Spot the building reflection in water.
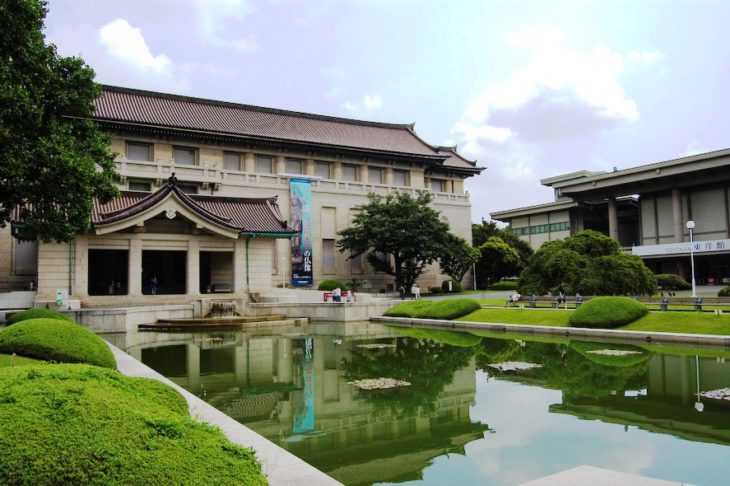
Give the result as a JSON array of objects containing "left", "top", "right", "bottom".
[{"left": 122, "top": 322, "right": 490, "bottom": 485}]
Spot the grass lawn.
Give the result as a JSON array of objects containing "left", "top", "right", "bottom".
[
  {"left": 623, "top": 312, "right": 730, "bottom": 335},
  {"left": 457, "top": 308, "right": 571, "bottom": 327}
]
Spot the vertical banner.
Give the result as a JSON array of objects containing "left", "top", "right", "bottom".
[{"left": 290, "top": 178, "right": 313, "bottom": 286}]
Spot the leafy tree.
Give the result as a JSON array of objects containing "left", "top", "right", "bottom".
[
  {"left": 472, "top": 219, "right": 533, "bottom": 265},
  {"left": 337, "top": 191, "right": 452, "bottom": 289},
  {"left": 439, "top": 234, "right": 480, "bottom": 282},
  {"left": 475, "top": 236, "right": 522, "bottom": 288},
  {"left": 0, "top": 0, "right": 117, "bottom": 242},
  {"left": 518, "top": 230, "right": 656, "bottom": 296}
]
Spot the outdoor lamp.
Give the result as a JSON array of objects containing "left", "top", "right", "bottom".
[{"left": 686, "top": 220, "right": 696, "bottom": 298}]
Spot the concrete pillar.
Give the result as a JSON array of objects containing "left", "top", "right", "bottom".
[
  {"left": 672, "top": 188, "right": 684, "bottom": 242},
  {"left": 305, "top": 159, "right": 315, "bottom": 176},
  {"left": 129, "top": 239, "right": 142, "bottom": 296},
  {"left": 608, "top": 198, "right": 619, "bottom": 242},
  {"left": 385, "top": 167, "right": 394, "bottom": 186},
  {"left": 233, "top": 238, "right": 246, "bottom": 293},
  {"left": 74, "top": 237, "right": 88, "bottom": 297},
  {"left": 359, "top": 164, "right": 369, "bottom": 183},
  {"left": 187, "top": 239, "right": 199, "bottom": 295},
  {"left": 244, "top": 152, "right": 255, "bottom": 173},
  {"left": 187, "top": 343, "right": 201, "bottom": 390},
  {"left": 333, "top": 162, "right": 343, "bottom": 180},
  {"left": 275, "top": 155, "right": 286, "bottom": 174}
]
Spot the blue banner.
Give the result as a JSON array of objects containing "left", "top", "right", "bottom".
[{"left": 290, "top": 178, "right": 313, "bottom": 286}]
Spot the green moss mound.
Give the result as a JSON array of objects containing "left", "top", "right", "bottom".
[
  {"left": 7, "top": 308, "right": 74, "bottom": 325},
  {"left": 384, "top": 298, "right": 480, "bottom": 320},
  {"left": 389, "top": 326, "right": 483, "bottom": 347},
  {"left": 570, "top": 341, "right": 652, "bottom": 367},
  {"left": 0, "top": 364, "right": 266, "bottom": 485},
  {"left": 569, "top": 296, "right": 648, "bottom": 329},
  {"left": 0, "top": 319, "right": 116, "bottom": 369},
  {"left": 317, "top": 279, "right": 346, "bottom": 291}
]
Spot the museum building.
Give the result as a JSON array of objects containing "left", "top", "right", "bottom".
[
  {"left": 491, "top": 149, "right": 730, "bottom": 285},
  {"left": 0, "top": 86, "right": 482, "bottom": 308}
]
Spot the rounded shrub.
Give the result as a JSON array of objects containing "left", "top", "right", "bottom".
[
  {"left": 7, "top": 308, "right": 74, "bottom": 325},
  {"left": 441, "top": 280, "right": 463, "bottom": 293},
  {"left": 0, "top": 364, "right": 266, "bottom": 485},
  {"left": 384, "top": 298, "right": 480, "bottom": 320},
  {"left": 488, "top": 280, "right": 519, "bottom": 291},
  {"left": 0, "top": 318, "right": 116, "bottom": 369},
  {"left": 569, "top": 296, "right": 648, "bottom": 329},
  {"left": 429, "top": 286, "right": 443, "bottom": 294},
  {"left": 317, "top": 279, "right": 346, "bottom": 291},
  {"left": 718, "top": 286, "right": 730, "bottom": 297},
  {"left": 655, "top": 274, "right": 691, "bottom": 291}
]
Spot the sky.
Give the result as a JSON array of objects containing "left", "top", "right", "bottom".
[{"left": 44, "top": 0, "right": 730, "bottom": 223}]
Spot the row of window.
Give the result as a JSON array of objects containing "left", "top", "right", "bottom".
[
  {"left": 512, "top": 221, "right": 570, "bottom": 235},
  {"left": 126, "top": 141, "right": 418, "bottom": 186}
]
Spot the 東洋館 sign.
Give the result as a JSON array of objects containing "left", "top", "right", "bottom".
[{"left": 632, "top": 238, "right": 730, "bottom": 257}]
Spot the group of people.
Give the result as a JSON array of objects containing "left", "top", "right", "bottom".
[
  {"left": 398, "top": 284, "right": 421, "bottom": 300},
  {"left": 509, "top": 282, "right": 568, "bottom": 306},
  {"left": 331, "top": 287, "right": 354, "bottom": 303}
]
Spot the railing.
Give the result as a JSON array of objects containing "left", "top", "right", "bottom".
[{"left": 114, "top": 158, "right": 471, "bottom": 203}]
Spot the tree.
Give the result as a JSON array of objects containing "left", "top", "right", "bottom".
[
  {"left": 0, "top": 0, "right": 117, "bottom": 242},
  {"left": 475, "top": 236, "right": 522, "bottom": 288},
  {"left": 337, "top": 191, "right": 452, "bottom": 290},
  {"left": 472, "top": 219, "right": 533, "bottom": 266},
  {"left": 518, "top": 230, "right": 656, "bottom": 296},
  {"left": 439, "top": 234, "right": 480, "bottom": 283}
]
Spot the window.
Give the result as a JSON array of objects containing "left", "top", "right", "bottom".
[
  {"left": 179, "top": 184, "right": 198, "bottom": 194},
  {"left": 315, "top": 161, "right": 331, "bottom": 179},
  {"left": 549, "top": 222, "right": 570, "bottom": 232},
  {"left": 286, "top": 158, "right": 303, "bottom": 174},
  {"left": 431, "top": 179, "right": 447, "bottom": 192},
  {"left": 323, "top": 239, "right": 336, "bottom": 274},
  {"left": 128, "top": 180, "right": 151, "bottom": 192},
  {"left": 393, "top": 169, "right": 409, "bottom": 187},
  {"left": 368, "top": 167, "right": 383, "bottom": 184},
  {"left": 126, "top": 142, "right": 152, "bottom": 161},
  {"left": 173, "top": 146, "right": 196, "bottom": 166},
  {"left": 224, "top": 152, "right": 242, "bottom": 171},
  {"left": 512, "top": 227, "right": 530, "bottom": 236},
  {"left": 256, "top": 155, "right": 273, "bottom": 174},
  {"left": 342, "top": 164, "right": 359, "bottom": 182}
]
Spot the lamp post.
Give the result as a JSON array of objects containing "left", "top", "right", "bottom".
[
  {"left": 694, "top": 355, "right": 704, "bottom": 412},
  {"left": 686, "top": 220, "right": 696, "bottom": 298}
]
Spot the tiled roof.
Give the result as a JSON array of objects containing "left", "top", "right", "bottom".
[
  {"left": 92, "top": 176, "right": 296, "bottom": 236},
  {"left": 433, "top": 146, "right": 481, "bottom": 171},
  {"left": 94, "top": 86, "right": 444, "bottom": 159}
]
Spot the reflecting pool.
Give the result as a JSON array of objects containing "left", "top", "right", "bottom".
[{"left": 110, "top": 322, "right": 730, "bottom": 485}]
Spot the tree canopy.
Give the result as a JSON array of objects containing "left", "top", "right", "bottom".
[
  {"left": 0, "top": 0, "right": 117, "bottom": 242},
  {"left": 439, "top": 233, "right": 479, "bottom": 283},
  {"left": 472, "top": 220, "right": 532, "bottom": 288},
  {"left": 518, "top": 230, "right": 656, "bottom": 296},
  {"left": 337, "top": 191, "right": 453, "bottom": 289}
]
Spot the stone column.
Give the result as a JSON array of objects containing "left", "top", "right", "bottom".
[
  {"left": 244, "top": 152, "right": 255, "bottom": 173},
  {"left": 333, "top": 162, "right": 343, "bottom": 180},
  {"left": 672, "top": 188, "right": 684, "bottom": 242},
  {"left": 385, "top": 167, "right": 394, "bottom": 186},
  {"left": 74, "top": 236, "right": 88, "bottom": 297},
  {"left": 187, "top": 239, "right": 200, "bottom": 296},
  {"left": 233, "top": 238, "right": 246, "bottom": 293},
  {"left": 305, "top": 158, "right": 315, "bottom": 176},
  {"left": 128, "top": 239, "right": 142, "bottom": 296},
  {"left": 275, "top": 155, "right": 286, "bottom": 174},
  {"left": 359, "top": 164, "right": 369, "bottom": 183},
  {"left": 608, "top": 197, "right": 619, "bottom": 242}
]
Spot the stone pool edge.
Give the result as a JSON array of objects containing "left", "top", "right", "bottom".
[
  {"left": 108, "top": 343, "right": 343, "bottom": 486},
  {"left": 371, "top": 317, "right": 730, "bottom": 348}
]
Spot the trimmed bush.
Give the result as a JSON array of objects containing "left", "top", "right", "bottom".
[
  {"left": 384, "top": 298, "right": 480, "bottom": 320},
  {"left": 488, "top": 280, "right": 518, "bottom": 290},
  {"left": 429, "top": 286, "right": 443, "bottom": 294},
  {"left": 7, "top": 308, "right": 74, "bottom": 325},
  {"left": 655, "top": 274, "right": 691, "bottom": 291},
  {"left": 0, "top": 364, "right": 266, "bottom": 485},
  {"left": 317, "top": 279, "right": 346, "bottom": 291},
  {"left": 441, "top": 280, "right": 463, "bottom": 293},
  {"left": 0, "top": 319, "right": 116, "bottom": 369},
  {"left": 718, "top": 286, "right": 730, "bottom": 297},
  {"left": 569, "top": 296, "right": 648, "bottom": 329}
]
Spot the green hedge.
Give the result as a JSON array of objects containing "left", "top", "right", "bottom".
[
  {"left": 718, "top": 286, "right": 730, "bottom": 297},
  {"left": 569, "top": 296, "right": 648, "bottom": 329},
  {"left": 384, "top": 298, "right": 480, "bottom": 320},
  {"left": 7, "top": 308, "right": 74, "bottom": 325},
  {"left": 655, "top": 274, "right": 691, "bottom": 291},
  {"left": 488, "top": 280, "right": 519, "bottom": 290},
  {"left": 0, "top": 364, "right": 266, "bottom": 485},
  {"left": 0, "top": 319, "right": 116, "bottom": 369},
  {"left": 317, "top": 279, "right": 346, "bottom": 291}
]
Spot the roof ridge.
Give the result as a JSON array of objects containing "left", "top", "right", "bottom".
[{"left": 100, "top": 85, "right": 416, "bottom": 131}]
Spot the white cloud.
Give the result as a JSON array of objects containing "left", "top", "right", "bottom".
[
  {"left": 192, "top": 0, "right": 257, "bottom": 52},
  {"left": 452, "top": 26, "right": 664, "bottom": 159},
  {"left": 342, "top": 94, "right": 384, "bottom": 113},
  {"left": 99, "top": 19, "right": 171, "bottom": 74},
  {"left": 681, "top": 140, "right": 705, "bottom": 157}
]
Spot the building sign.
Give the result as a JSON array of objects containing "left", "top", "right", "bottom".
[
  {"left": 290, "top": 178, "right": 313, "bottom": 286},
  {"left": 632, "top": 239, "right": 730, "bottom": 257}
]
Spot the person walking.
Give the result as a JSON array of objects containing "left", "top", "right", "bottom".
[{"left": 414, "top": 284, "right": 421, "bottom": 299}]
